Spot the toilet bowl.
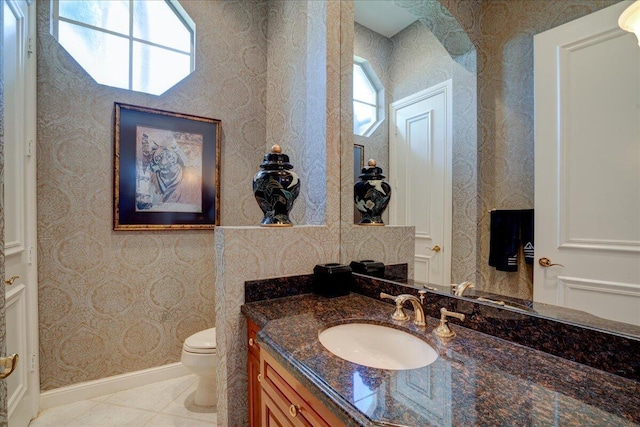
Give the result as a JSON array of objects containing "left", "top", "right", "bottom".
[{"left": 181, "top": 327, "right": 217, "bottom": 407}]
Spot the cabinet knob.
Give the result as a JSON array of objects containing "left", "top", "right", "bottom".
[
  {"left": 257, "top": 373, "right": 262, "bottom": 383},
  {"left": 248, "top": 338, "right": 255, "bottom": 347},
  {"left": 289, "top": 404, "right": 300, "bottom": 418}
]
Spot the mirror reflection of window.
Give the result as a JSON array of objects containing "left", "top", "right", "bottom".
[
  {"left": 353, "top": 57, "right": 385, "bottom": 136},
  {"left": 51, "top": 0, "right": 195, "bottom": 95}
]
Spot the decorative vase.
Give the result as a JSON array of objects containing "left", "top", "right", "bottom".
[
  {"left": 354, "top": 159, "right": 391, "bottom": 225},
  {"left": 253, "top": 144, "right": 300, "bottom": 227}
]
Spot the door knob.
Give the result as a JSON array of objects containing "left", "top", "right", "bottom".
[
  {"left": 0, "top": 354, "right": 18, "bottom": 380},
  {"left": 429, "top": 245, "right": 441, "bottom": 253},
  {"left": 4, "top": 276, "right": 19, "bottom": 286},
  {"left": 539, "top": 257, "right": 564, "bottom": 267}
]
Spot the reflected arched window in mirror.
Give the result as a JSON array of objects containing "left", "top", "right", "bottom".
[
  {"left": 353, "top": 57, "right": 385, "bottom": 136},
  {"left": 51, "top": 0, "right": 195, "bottom": 96}
]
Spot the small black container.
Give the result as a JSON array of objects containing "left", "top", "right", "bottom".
[
  {"left": 349, "top": 260, "right": 385, "bottom": 278},
  {"left": 313, "top": 263, "right": 352, "bottom": 298}
]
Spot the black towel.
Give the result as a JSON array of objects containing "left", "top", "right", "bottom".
[
  {"left": 520, "top": 209, "right": 534, "bottom": 265},
  {"left": 489, "top": 210, "right": 521, "bottom": 272}
]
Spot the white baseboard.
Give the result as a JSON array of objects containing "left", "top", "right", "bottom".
[{"left": 40, "top": 362, "right": 190, "bottom": 410}]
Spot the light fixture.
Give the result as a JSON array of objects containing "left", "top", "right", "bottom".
[{"left": 619, "top": 0, "right": 640, "bottom": 46}]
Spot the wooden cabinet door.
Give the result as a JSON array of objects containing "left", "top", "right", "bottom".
[
  {"left": 262, "top": 390, "right": 297, "bottom": 427},
  {"left": 260, "top": 350, "right": 344, "bottom": 427}
]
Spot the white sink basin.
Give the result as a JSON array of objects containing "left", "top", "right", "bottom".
[{"left": 318, "top": 323, "right": 438, "bottom": 370}]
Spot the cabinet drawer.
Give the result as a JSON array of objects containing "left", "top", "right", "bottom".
[{"left": 260, "top": 350, "right": 344, "bottom": 427}]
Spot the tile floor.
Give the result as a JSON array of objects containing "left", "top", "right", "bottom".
[{"left": 29, "top": 374, "right": 216, "bottom": 427}]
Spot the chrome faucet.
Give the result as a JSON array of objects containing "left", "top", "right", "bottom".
[
  {"left": 453, "top": 281, "right": 475, "bottom": 296},
  {"left": 380, "top": 292, "right": 426, "bottom": 326}
]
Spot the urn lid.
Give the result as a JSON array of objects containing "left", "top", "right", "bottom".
[
  {"left": 260, "top": 144, "right": 294, "bottom": 170},
  {"left": 359, "top": 159, "right": 385, "bottom": 180}
]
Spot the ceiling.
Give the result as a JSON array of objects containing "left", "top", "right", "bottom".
[{"left": 353, "top": 0, "right": 419, "bottom": 38}]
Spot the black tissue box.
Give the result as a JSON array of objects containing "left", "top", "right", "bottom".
[
  {"left": 313, "top": 263, "right": 352, "bottom": 297},
  {"left": 349, "top": 260, "right": 385, "bottom": 278}
]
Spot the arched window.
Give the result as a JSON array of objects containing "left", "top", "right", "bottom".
[
  {"left": 51, "top": 0, "right": 195, "bottom": 96},
  {"left": 353, "top": 57, "right": 384, "bottom": 136}
]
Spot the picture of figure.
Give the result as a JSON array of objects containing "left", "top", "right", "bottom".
[{"left": 135, "top": 126, "right": 203, "bottom": 213}]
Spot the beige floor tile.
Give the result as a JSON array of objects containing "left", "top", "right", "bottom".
[
  {"left": 145, "top": 413, "right": 217, "bottom": 427},
  {"left": 103, "top": 375, "right": 196, "bottom": 412},
  {"left": 28, "top": 375, "right": 209, "bottom": 427},
  {"left": 62, "top": 402, "right": 156, "bottom": 426},
  {"left": 161, "top": 382, "right": 217, "bottom": 423},
  {"left": 29, "top": 400, "right": 100, "bottom": 427}
]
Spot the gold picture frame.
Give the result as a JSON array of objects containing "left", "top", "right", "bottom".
[{"left": 114, "top": 103, "right": 221, "bottom": 230}]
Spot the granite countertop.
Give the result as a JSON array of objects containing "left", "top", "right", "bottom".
[{"left": 242, "top": 293, "right": 640, "bottom": 427}]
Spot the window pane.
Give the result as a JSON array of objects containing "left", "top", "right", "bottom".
[
  {"left": 59, "top": 0, "right": 129, "bottom": 35},
  {"left": 354, "top": 101, "right": 376, "bottom": 136},
  {"left": 132, "top": 42, "right": 191, "bottom": 95},
  {"left": 59, "top": 21, "right": 129, "bottom": 90},
  {"left": 133, "top": 1, "right": 191, "bottom": 53},
  {"left": 353, "top": 64, "right": 376, "bottom": 104}
]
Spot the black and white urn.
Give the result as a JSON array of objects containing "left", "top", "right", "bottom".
[
  {"left": 354, "top": 159, "right": 391, "bottom": 226},
  {"left": 253, "top": 144, "right": 300, "bottom": 227}
]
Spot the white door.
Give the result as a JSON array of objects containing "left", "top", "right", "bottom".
[
  {"left": 3, "top": 0, "right": 39, "bottom": 425},
  {"left": 534, "top": 1, "right": 640, "bottom": 325},
  {"left": 390, "top": 81, "right": 452, "bottom": 287}
]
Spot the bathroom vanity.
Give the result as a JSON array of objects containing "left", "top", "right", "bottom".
[{"left": 242, "top": 279, "right": 640, "bottom": 426}]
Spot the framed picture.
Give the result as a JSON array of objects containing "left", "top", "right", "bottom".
[
  {"left": 354, "top": 144, "right": 365, "bottom": 223},
  {"left": 114, "top": 103, "right": 221, "bottom": 230}
]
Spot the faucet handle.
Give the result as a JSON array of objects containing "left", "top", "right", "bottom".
[
  {"left": 379, "top": 292, "right": 410, "bottom": 321},
  {"left": 418, "top": 289, "right": 426, "bottom": 303},
  {"left": 434, "top": 307, "right": 465, "bottom": 338}
]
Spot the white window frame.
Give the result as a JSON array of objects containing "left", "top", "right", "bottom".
[
  {"left": 353, "top": 56, "right": 385, "bottom": 137},
  {"left": 50, "top": 0, "right": 195, "bottom": 95}
]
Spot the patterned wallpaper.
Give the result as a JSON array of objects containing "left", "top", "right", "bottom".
[
  {"left": 266, "top": 0, "right": 327, "bottom": 226},
  {"left": 36, "top": 0, "right": 267, "bottom": 390},
  {"left": 0, "top": 2, "right": 7, "bottom": 422},
  {"left": 215, "top": 2, "right": 344, "bottom": 426},
  {"left": 393, "top": 0, "right": 476, "bottom": 65}
]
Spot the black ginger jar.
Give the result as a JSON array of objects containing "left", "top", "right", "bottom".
[
  {"left": 253, "top": 144, "right": 300, "bottom": 226},
  {"left": 354, "top": 159, "right": 391, "bottom": 225}
]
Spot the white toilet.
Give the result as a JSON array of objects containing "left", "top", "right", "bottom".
[{"left": 181, "top": 327, "right": 217, "bottom": 407}]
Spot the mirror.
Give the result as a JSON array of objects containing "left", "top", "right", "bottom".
[
  {"left": 345, "top": 0, "right": 478, "bottom": 286},
  {"left": 340, "top": 0, "right": 640, "bottom": 339}
]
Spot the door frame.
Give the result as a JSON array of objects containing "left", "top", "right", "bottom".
[{"left": 4, "top": 0, "right": 39, "bottom": 423}]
